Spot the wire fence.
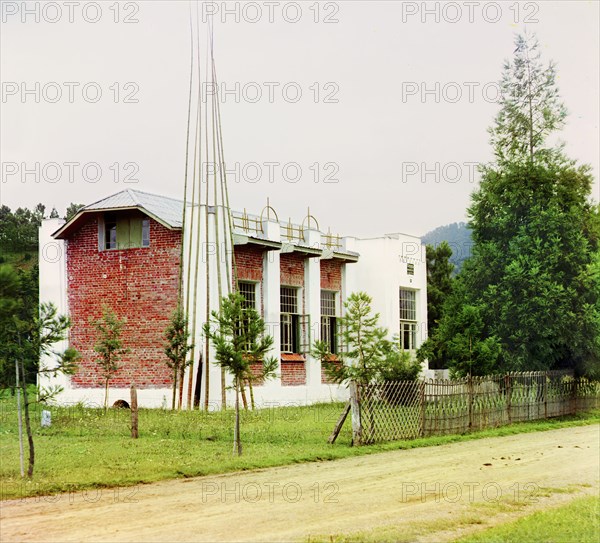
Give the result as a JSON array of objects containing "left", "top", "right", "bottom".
[{"left": 353, "top": 371, "right": 600, "bottom": 444}]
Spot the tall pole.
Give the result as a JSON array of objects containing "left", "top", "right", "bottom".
[{"left": 15, "top": 360, "right": 24, "bottom": 478}]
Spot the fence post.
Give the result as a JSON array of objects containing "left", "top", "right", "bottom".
[
  {"left": 349, "top": 381, "right": 362, "bottom": 446},
  {"left": 505, "top": 374, "right": 512, "bottom": 424},
  {"left": 543, "top": 372, "right": 548, "bottom": 419},
  {"left": 130, "top": 385, "right": 138, "bottom": 439},
  {"left": 467, "top": 375, "right": 473, "bottom": 432},
  {"left": 419, "top": 380, "right": 426, "bottom": 437}
]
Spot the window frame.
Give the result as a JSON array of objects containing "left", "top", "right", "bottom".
[
  {"left": 399, "top": 288, "right": 418, "bottom": 351},
  {"left": 280, "top": 286, "right": 305, "bottom": 354},
  {"left": 320, "top": 290, "right": 338, "bottom": 354},
  {"left": 99, "top": 212, "right": 151, "bottom": 251}
]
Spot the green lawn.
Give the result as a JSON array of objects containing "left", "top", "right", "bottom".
[
  {"left": 456, "top": 495, "right": 600, "bottom": 543},
  {"left": 1, "top": 392, "right": 598, "bottom": 500}
]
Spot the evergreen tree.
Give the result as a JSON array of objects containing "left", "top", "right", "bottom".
[
  {"left": 164, "top": 307, "right": 194, "bottom": 410},
  {"left": 65, "top": 203, "right": 85, "bottom": 221},
  {"left": 93, "top": 306, "right": 129, "bottom": 412},
  {"left": 313, "top": 292, "right": 420, "bottom": 384},
  {"left": 204, "top": 293, "right": 277, "bottom": 455},
  {"left": 437, "top": 33, "right": 600, "bottom": 375}
]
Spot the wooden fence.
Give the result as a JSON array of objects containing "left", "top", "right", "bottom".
[{"left": 351, "top": 371, "right": 600, "bottom": 445}]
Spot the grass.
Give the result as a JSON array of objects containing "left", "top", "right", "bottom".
[
  {"left": 456, "top": 495, "right": 600, "bottom": 543},
  {"left": 308, "top": 485, "right": 596, "bottom": 543},
  {"left": 1, "top": 391, "right": 598, "bottom": 501}
]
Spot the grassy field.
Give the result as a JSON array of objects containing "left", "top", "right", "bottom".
[
  {"left": 457, "top": 495, "right": 600, "bottom": 543},
  {"left": 307, "top": 487, "right": 597, "bottom": 543},
  {"left": 1, "top": 391, "right": 598, "bottom": 500}
]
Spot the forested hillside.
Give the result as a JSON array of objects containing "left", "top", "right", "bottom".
[{"left": 422, "top": 222, "right": 472, "bottom": 273}]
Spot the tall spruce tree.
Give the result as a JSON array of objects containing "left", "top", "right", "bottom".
[{"left": 442, "top": 33, "right": 600, "bottom": 375}]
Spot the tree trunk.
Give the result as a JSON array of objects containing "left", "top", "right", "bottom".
[
  {"left": 240, "top": 382, "right": 248, "bottom": 411},
  {"left": 233, "top": 376, "right": 242, "bottom": 456},
  {"left": 248, "top": 379, "right": 255, "bottom": 410},
  {"left": 172, "top": 368, "right": 178, "bottom": 410},
  {"left": 19, "top": 358, "right": 35, "bottom": 478},
  {"left": 104, "top": 377, "right": 110, "bottom": 413}
]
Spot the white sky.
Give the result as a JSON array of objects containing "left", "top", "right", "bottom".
[{"left": 1, "top": 0, "right": 598, "bottom": 238}]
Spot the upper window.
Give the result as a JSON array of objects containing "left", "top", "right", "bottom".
[
  {"left": 102, "top": 213, "right": 150, "bottom": 250},
  {"left": 407, "top": 263, "right": 415, "bottom": 276},
  {"left": 321, "top": 290, "right": 338, "bottom": 354},
  {"left": 399, "top": 289, "right": 416, "bottom": 321},
  {"left": 239, "top": 282, "right": 257, "bottom": 311},
  {"left": 280, "top": 287, "right": 299, "bottom": 353},
  {"left": 399, "top": 288, "right": 417, "bottom": 350}
]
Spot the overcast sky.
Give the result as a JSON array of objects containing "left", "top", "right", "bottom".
[{"left": 1, "top": 0, "right": 598, "bottom": 238}]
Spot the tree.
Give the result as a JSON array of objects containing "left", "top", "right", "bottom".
[
  {"left": 0, "top": 265, "right": 39, "bottom": 390},
  {"left": 1, "top": 274, "right": 79, "bottom": 477},
  {"left": 93, "top": 306, "right": 129, "bottom": 412},
  {"left": 489, "top": 33, "right": 567, "bottom": 165},
  {"left": 65, "top": 203, "right": 85, "bottom": 221},
  {"left": 432, "top": 33, "right": 600, "bottom": 376},
  {"left": 164, "top": 307, "right": 194, "bottom": 410},
  {"left": 204, "top": 293, "right": 277, "bottom": 455},
  {"left": 313, "top": 292, "right": 420, "bottom": 385},
  {"left": 421, "top": 242, "right": 455, "bottom": 369}
]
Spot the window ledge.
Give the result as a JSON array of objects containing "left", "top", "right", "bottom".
[{"left": 281, "top": 353, "right": 306, "bottom": 363}]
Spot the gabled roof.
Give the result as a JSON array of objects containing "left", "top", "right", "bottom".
[{"left": 53, "top": 189, "right": 185, "bottom": 239}]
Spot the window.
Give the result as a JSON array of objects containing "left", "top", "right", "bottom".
[
  {"left": 280, "top": 287, "right": 299, "bottom": 353},
  {"left": 321, "top": 291, "right": 338, "bottom": 354},
  {"left": 399, "top": 289, "right": 416, "bottom": 320},
  {"left": 399, "top": 288, "right": 417, "bottom": 350},
  {"left": 105, "top": 214, "right": 117, "bottom": 250},
  {"left": 239, "top": 282, "right": 256, "bottom": 310},
  {"left": 102, "top": 213, "right": 150, "bottom": 250},
  {"left": 407, "top": 263, "right": 415, "bottom": 276}
]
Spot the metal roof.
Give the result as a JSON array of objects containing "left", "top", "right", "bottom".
[
  {"left": 52, "top": 189, "right": 186, "bottom": 239},
  {"left": 83, "top": 189, "right": 185, "bottom": 228}
]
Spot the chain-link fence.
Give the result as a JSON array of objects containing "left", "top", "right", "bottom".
[{"left": 352, "top": 371, "right": 599, "bottom": 444}]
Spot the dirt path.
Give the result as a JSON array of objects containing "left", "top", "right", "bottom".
[{"left": 1, "top": 425, "right": 598, "bottom": 543}]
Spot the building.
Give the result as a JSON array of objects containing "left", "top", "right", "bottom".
[{"left": 39, "top": 189, "right": 428, "bottom": 408}]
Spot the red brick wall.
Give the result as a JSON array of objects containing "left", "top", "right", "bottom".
[
  {"left": 281, "top": 361, "right": 306, "bottom": 386},
  {"left": 320, "top": 260, "right": 342, "bottom": 290},
  {"left": 280, "top": 253, "right": 305, "bottom": 287},
  {"left": 321, "top": 358, "right": 342, "bottom": 384},
  {"left": 67, "top": 213, "right": 181, "bottom": 389},
  {"left": 235, "top": 246, "right": 263, "bottom": 282}
]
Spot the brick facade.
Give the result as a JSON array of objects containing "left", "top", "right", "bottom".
[
  {"left": 234, "top": 246, "right": 264, "bottom": 282},
  {"left": 320, "top": 259, "right": 342, "bottom": 290},
  {"left": 67, "top": 213, "right": 181, "bottom": 389},
  {"left": 280, "top": 253, "right": 305, "bottom": 287},
  {"left": 281, "top": 360, "right": 307, "bottom": 386}
]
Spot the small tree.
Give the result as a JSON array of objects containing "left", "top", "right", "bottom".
[
  {"left": 164, "top": 307, "right": 194, "bottom": 410},
  {"left": 6, "top": 294, "right": 79, "bottom": 477},
  {"left": 313, "top": 292, "right": 420, "bottom": 385},
  {"left": 93, "top": 306, "right": 129, "bottom": 412},
  {"left": 204, "top": 292, "right": 277, "bottom": 455}
]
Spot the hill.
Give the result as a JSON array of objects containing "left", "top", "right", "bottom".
[{"left": 422, "top": 222, "right": 472, "bottom": 274}]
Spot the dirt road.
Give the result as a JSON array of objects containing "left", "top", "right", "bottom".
[{"left": 1, "top": 425, "right": 598, "bottom": 543}]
